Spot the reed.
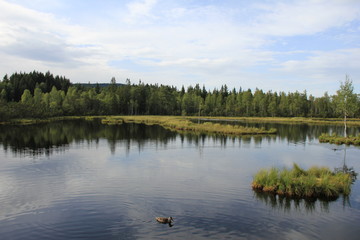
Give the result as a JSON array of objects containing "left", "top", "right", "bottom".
[
  {"left": 252, "top": 163, "right": 353, "bottom": 199},
  {"left": 319, "top": 133, "right": 360, "bottom": 145}
]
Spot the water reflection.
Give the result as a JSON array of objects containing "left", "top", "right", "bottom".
[
  {"left": 1, "top": 119, "right": 359, "bottom": 157},
  {"left": 334, "top": 147, "right": 358, "bottom": 182},
  {"left": 197, "top": 119, "right": 360, "bottom": 144},
  {"left": 253, "top": 190, "right": 343, "bottom": 213},
  {"left": 0, "top": 120, "right": 178, "bottom": 156},
  {"left": 0, "top": 120, "right": 280, "bottom": 156},
  {"left": 1, "top": 119, "right": 360, "bottom": 239}
]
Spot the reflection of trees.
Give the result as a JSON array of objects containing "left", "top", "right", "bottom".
[
  {"left": 177, "top": 131, "right": 276, "bottom": 148},
  {"left": 334, "top": 147, "right": 357, "bottom": 182},
  {"left": 1, "top": 119, "right": 359, "bottom": 156},
  {"left": 106, "top": 122, "right": 178, "bottom": 154},
  {"left": 197, "top": 119, "right": 360, "bottom": 144},
  {"left": 245, "top": 122, "right": 359, "bottom": 144},
  {"left": 2, "top": 120, "right": 278, "bottom": 156},
  {"left": 0, "top": 120, "right": 177, "bottom": 156},
  {"left": 253, "top": 190, "right": 341, "bottom": 213}
]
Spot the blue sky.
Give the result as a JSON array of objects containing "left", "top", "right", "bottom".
[{"left": 0, "top": 0, "right": 359, "bottom": 96}]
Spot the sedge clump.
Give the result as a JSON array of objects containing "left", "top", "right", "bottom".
[{"left": 252, "top": 163, "right": 352, "bottom": 199}]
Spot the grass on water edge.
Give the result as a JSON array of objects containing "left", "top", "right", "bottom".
[
  {"left": 319, "top": 133, "right": 360, "bottom": 146},
  {"left": 0, "top": 116, "right": 83, "bottom": 125},
  {"left": 2, "top": 115, "right": 277, "bottom": 136},
  {"left": 252, "top": 163, "right": 353, "bottom": 200},
  {"left": 3, "top": 116, "right": 360, "bottom": 126},
  {"left": 192, "top": 116, "right": 360, "bottom": 126},
  {"left": 102, "top": 115, "right": 277, "bottom": 135}
]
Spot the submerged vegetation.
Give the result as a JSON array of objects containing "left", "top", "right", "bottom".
[
  {"left": 319, "top": 133, "right": 360, "bottom": 145},
  {"left": 252, "top": 163, "right": 353, "bottom": 199}
]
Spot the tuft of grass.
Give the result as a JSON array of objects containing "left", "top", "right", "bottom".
[
  {"left": 319, "top": 133, "right": 360, "bottom": 146},
  {"left": 101, "top": 117, "right": 123, "bottom": 125},
  {"left": 252, "top": 163, "right": 353, "bottom": 199}
]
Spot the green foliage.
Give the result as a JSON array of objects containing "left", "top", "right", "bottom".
[
  {"left": 252, "top": 163, "right": 353, "bottom": 199},
  {"left": 333, "top": 75, "right": 358, "bottom": 119},
  {"left": 1, "top": 70, "right": 70, "bottom": 101},
  {"left": 21, "top": 89, "right": 33, "bottom": 104},
  {"left": 1, "top": 71, "right": 359, "bottom": 121},
  {"left": 319, "top": 133, "right": 360, "bottom": 145}
]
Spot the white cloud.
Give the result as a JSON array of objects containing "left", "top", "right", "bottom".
[
  {"left": 252, "top": 0, "right": 360, "bottom": 36},
  {"left": 0, "top": 0, "right": 359, "bottom": 94},
  {"left": 125, "top": 0, "right": 158, "bottom": 23},
  {"left": 269, "top": 48, "right": 360, "bottom": 95},
  {"left": 277, "top": 49, "right": 360, "bottom": 72}
]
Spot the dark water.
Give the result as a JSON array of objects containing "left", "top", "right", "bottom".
[{"left": 0, "top": 119, "right": 359, "bottom": 240}]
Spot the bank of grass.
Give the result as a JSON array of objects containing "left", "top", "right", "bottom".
[
  {"left": 319, "top": 133, "right": 360, "bottom": 145},
  {"left": 103, "top": 116, "right": 277, "bottom": 135},
  {"left": 0, "top": 116, "right": 83, "bottom": 125},
  {"left": 3, "top": 116, "right": 360, "bottom": 126},
  {"left": 252, "top": 163, "right": 352, "bottom": 199},
  {"left": 192, "top": 116, "right": 360, "bottom": 126}
]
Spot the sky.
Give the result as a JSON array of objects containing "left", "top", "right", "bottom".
[{"left": 0, "top": 0, "right": 359, "bottom": 96}]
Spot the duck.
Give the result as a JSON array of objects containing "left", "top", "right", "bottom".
[{"left": 155, "top": 217, "right": 173, "bottom": 224}]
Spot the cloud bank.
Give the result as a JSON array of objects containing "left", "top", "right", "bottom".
[{"left": 0, "top": 0, "right": 359, "bottom": 96}]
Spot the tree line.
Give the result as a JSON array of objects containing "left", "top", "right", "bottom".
[{"left": 0, "top": 71, "right": 359, "bottom": 121}]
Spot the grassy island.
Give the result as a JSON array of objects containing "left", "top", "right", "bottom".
[
  {"left": 100, "top": 116, "right": 277, "bottom": 135},
  {"left": 0, "top": 115, "right": 276, "bottom": 135},
  {"left": 252, "top": 164, "right": 352, "bottom": 199},
  {"left": 319, "top": 133, "right": 360, "bottom": 145}
]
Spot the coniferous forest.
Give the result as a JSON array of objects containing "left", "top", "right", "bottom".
[{"left": 0, "top": 71, "right": 359, "bottom": 121}]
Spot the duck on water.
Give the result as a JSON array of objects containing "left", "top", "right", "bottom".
[{"left": 156, "top": 217, "right": 174, "bottom": 226}]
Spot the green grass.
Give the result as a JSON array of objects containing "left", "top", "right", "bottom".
[
  {"left": 102, "top": 116, "right": 277, "bottom": 135},
  {"left": 319, "top": 133, "right": 360, "bottom": 145},
  {"left": 0, "top": 116, "right": 83, "bottom": 125},
  {"left": 190, "top": 116, "right": 360, "bottom": 126},
  {"left": 4, "top": 116, "right": 360, "bottom": 127},
  {"left": 252, "top": 163, "right": 353, "bottom": 199}
]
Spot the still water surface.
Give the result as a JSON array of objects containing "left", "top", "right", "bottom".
[{"left": 0, "top": 119, "right": 359, "bottom": 239}]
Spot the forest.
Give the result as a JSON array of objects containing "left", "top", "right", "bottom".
[{"left": 0, "top": 71, "right": 359, "bottom": 121}]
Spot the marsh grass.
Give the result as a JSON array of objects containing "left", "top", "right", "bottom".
[
  {"left": 100, "top": 117, "right": 123, "bottom": 125},
  {"left": 101, "top": 116, "right": 277, "bottom": 135},
  {"left": 4, "top": 116, "right": 360, "bottom": 127},
  {"left": 319, "top": 133, "right": 360, "bottom": 145},
  {"left": 191, "top": 116, "right": 360, "bottom": 126},
  {"left": 1, "top": 116, "right": 83, "bottom": 125},
  {"left": 252, "top": 163, "right": 353, "bottom": 199}
]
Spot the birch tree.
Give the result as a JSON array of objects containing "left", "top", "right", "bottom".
[{"left": 333, "top": 75, "right": 358, "bottom": 137}]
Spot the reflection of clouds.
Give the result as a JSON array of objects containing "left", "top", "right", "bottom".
[{"left": 1, "top": 123, "right": 360, "bottom": 238}]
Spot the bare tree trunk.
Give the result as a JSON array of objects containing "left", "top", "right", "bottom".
[{"left": 344, "top": 114, "right": 347, "bottom": 138}]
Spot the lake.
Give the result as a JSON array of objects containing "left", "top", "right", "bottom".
[{"left": 0, "top": 119, "right": 359, "bottom": 239}]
